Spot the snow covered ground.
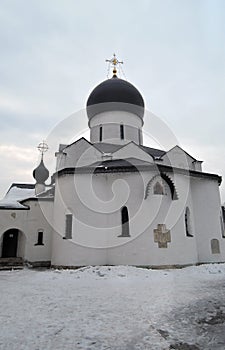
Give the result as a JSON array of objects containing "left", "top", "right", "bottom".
[{"left": 1, "top": 264, "right": 225, "bottom": 350}]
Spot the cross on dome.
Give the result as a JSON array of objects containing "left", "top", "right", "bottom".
[
  {"left": 106, "top": 53, "right": 123, "bottom": 77},
  {"left": 37, "top": 141, "right": 49, "bottom": 159}
]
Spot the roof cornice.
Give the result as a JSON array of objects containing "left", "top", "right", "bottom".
[{"left": 53, "top": 162, "right": 222, "bottom": 185}]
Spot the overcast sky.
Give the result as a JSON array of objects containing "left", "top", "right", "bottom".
[{"left": 0, "top": 0, "right": 225, "bottom": 201}]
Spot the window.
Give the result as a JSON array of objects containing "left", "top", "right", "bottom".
[
  {"left": 99, "top": 126, "right": 102, "bottom": 142},
  {"left": 120, "top": 124, "right": 124, "bottom": 140},
  {"left": 220, "top": 212, "right": 225, "bottom": 238},
  {"left": 211, "top": 239, "right": 220, "bottom": 254},
  {"left": 153, "top": 182, "right": 164, "bottom": 195},
  {"left": 64, "top": 214, "right": 73, "bottom": 239},
  {"left": 35, "top": 231, "right": 44, "bottom": 246},
  {"left": 185, "top": 207, "right": 193, "bottom": 237},
  {"left": 138, "top": 128, "right": 142, "bottom": 144},
  {"left": 118, "top": 206, "right": 130, "bottom": 237}
]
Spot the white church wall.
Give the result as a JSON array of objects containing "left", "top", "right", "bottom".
[
  {"left": 21, "top": 200, "right": 53, "bottom": 263},
  {"left": 51, "top": 233, "right": 108, "bottom": 267},
  {"left": 17, "top": 230, "right": 26, "bottom": 258},
  {"left": 0, "top": 209, "right": 27, "bottom": 258},
  {"left": 56, "top": 138, "right": 102, "bottom": 170},
  {"left": 51, "top": 170, "right": 199, "bottom": 267},
  {"left": 0, "top": 199, "right": 53, "bottom": 264},
  {"left": 107, "top": 214, "right": 198, "bottom": 267},
  {"left": 191, "top": 178, "right": 225, "bottom": 263},
  {"left": 130, "top": 171, "right": 199, "bottom": 266},
  {"left": 0, "top": 210, "right": 25, "bottom": 234},
  {"left": 162, "top": 146, "right": 196, "bottom": 170},
  {"left": 51, "top": 175, "right": 108, "bottom": 265},
  {"left": 112, "top": 142, "right": 154, "bottom": 163},
  {"left": 1, "top": 162, "right": 216, "bottom": 268},
  {"left": 194, "top": 161, "right": 203, "bottom": 172}
]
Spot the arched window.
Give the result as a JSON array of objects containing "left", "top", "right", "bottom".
[
  {"left": 35, "top": 230, "right": 44, "bottom": 246},
  {"left": 64, "top": 214, "right": 73, "bottom": 239},
  {"left": 118, "top": 206, "right": 130, "bottom": 237},
  {"left": 153, "top": 182, "right": 164, "bottom": 195},
  {"left": 211, "top": 239, "right": 220, "bottom": 254},
  {"left": 185, "top": 207, "right": 193, "bottom": 237},
  {"left": 145, "top": 174, "right": 178, "bottom": 200},
  {"left": 120, "top": 124, "right": 124, "bottom": 140},
  {"left": 138, "top": 128, "right": 142, "bottom": 144},
  {"left": 99, "top": 126, "right": 103, "bottom": 142}
]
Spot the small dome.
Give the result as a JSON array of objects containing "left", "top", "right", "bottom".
[
  {"left": 86, "top": 76, "right": 145, "bottom": 121},
  {"left": 33, "top": 159, "right": 49, "bottom": 184}
]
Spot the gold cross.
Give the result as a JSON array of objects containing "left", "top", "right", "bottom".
[
  {"left": 106, "top": 53, "right": 123, "bottom": 77},
  {"left": 154, "top": 224, "right": 171, "bottom": 248}
]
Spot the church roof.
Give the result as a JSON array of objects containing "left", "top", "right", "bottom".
[
  {"left": 93, "top": 142, "right": 166, "bottom": 159},
  {"left": 86, "top": 76, "right": 145, "bottom": 120},
  {"left": 57, "top": 137, "right": 166, "bottom": 161},
  {"left": 0, "top": 183, "right": 35, "bottom": 209},
  {"left": 93, "top": 143, "right": 125, "bottom": 153},
  {"left": 91, "top": 158, "right": 154, "bottom": 171},
  {"left": 33, "top": 158, "right": 49, "bottom": 184},
  {"left": 54, "top": 159, "right": 222, "bottom": 185},
  {"left": 139, "top": 145, "right": 166, "bottom": 159}
]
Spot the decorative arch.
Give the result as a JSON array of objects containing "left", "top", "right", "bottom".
[{"left": 144, "top": 173, "right": 178, "bottom": 200}]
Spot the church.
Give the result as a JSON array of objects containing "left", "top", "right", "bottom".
[{"left": 0, "top": 55, "right": 225, "bottom": 269}]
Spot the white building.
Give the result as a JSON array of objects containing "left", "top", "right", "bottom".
[{"left": 0, "top": 60, "right": 225, "bottom": 269}]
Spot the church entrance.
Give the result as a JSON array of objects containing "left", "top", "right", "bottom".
[{"left": 1, "top": 229, "right": 19, "bottom": 258}]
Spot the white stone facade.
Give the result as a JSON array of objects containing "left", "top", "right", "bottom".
[{"left": 0, "top": 75, "right": 224, "bottom": 268}]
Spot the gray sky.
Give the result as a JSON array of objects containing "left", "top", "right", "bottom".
[{"left": 0, "top": 0, "right": 225, "bottom": 201}]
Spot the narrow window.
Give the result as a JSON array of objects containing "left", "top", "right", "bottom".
[
  {"left": 99, "top": 126, "right": 103, "bottom": 142},
  {"left": 35, "top": 231, "right": 44, "bottom": 246},
  {"left": 185, "top": 207, "right": 193, "bottom": 237},
  {"left": 64, "top": 214, "right": 73, "bottom": 239},
  {"left": 118, "top": 206, "right": 130, "bottom": 237},
  {"left": 221, "top": 208, "right": 225, "bottom": 238},
  {"left": 220, "top": 215, "right": 225, "bottom": 238},
  {"left": 154, "top": 182, "right": 164, "bottom": 195},
  {"left": 211, "top": 239, "right": 220, "bottom": 254},
  {"left": 120, "top": 124, "right": 124, "bottom": 140},
  {"left": 138, "top": 128, "right": 142, "bottom": 144}
]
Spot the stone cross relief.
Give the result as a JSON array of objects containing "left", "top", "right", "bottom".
[{"left": 154, "top": 224, "right": 171, "bottom": 248}]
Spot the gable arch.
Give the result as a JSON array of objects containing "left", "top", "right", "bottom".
[
  {"left": 144, "top": 173, "right": 178, "bottom": 200},
  {"left": 161, "top": 173, "right": 178, "bottom": 200}
]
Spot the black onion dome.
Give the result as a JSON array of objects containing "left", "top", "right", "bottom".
[
  {"left": 86, "top": 76, "right": 145, "bottom": 120},
  {"left": 33, "top": 159, "right": 49, "bottom": 184}
]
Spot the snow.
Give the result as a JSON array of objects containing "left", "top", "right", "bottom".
[
  {"left": 0, "top": 186, "right": 35, "bottom": 208},
  {"left": 1, "top": 264, "right": 225, "bottom": 350}
]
